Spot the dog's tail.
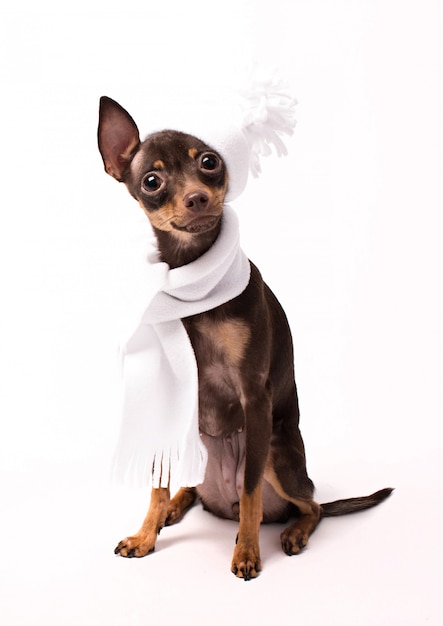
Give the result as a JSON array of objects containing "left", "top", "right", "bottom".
[{"left": 320, "top": 487, "right": 394, "bottom": 518}]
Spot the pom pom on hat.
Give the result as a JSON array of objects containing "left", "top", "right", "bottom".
[
  {"left": 145, "top": 68, "right": 296, "bottom": 202},
  {"left": 238, "top": 69, "right": 297, "bottom": 178}
]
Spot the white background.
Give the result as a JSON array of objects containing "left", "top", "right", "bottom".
[{"left": 1, "top": 1, "right": 442, "bottom": 624}]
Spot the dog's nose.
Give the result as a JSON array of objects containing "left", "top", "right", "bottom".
[{"left": 183, "top": 190, "right": 210, "bottom": 212}]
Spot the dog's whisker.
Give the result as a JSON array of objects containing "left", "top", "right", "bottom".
[{"left": 157, "top": 215, "right": 176, "bottom": 229}]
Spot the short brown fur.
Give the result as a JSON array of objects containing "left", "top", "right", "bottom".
[
  {"left": 232, "top": 485, "right": 263, "bottom": 579},
  {"left": 98, "top": 96, "right": 393, "bottom": 580},
  {"left": 195, "top": 318, "right": 251, "bottom": 367},
  {"left": 114, "top": 487, "right": 170, "bottom": 557}
]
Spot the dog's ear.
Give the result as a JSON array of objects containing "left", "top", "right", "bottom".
[{"left": 98, "top": 96, "right": 140, "bottom": 181}]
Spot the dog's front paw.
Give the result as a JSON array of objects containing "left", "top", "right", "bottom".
[
  {"left": 114, "top": 533, "right": 156, "bottom": 558},
  {"left": 231, "top": 543, "right": 262, "bottom": 581}
]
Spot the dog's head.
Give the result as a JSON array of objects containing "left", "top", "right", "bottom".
[{"left": 98, "top": 97, "right": 228, "bottom": 239}]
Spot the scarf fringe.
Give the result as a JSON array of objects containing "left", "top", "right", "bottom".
[{"left": 112, "top": 435, "right": 208, "bottom": 491}]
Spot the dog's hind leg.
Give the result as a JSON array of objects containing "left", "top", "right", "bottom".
[
  {"left": 165, "top": 487, "right": 197, "bottom": 525},
  {"left": 265, "top": 464, "right": 321, "bottom": 555},
  {"left": 264, "top": 427, "right": 321, "bottom": 556},
  {"left": 279, "top": 499, "right": 322, "bottom": 555}
]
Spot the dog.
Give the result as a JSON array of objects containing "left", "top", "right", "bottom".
[{"left": 97, "top": 96, "right": 392, "bottom": 580}]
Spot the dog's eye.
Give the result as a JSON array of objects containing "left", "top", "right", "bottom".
[
  {"left": 199, "top": 152, "right": 221, "bottom": 173},
  {"left": 142, "top": 173, "right": 164, "bottom": 193}
]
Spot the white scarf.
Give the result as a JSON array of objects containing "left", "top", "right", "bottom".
[{"left": 113, "top": 205, "right": 251, "bottom": 490}]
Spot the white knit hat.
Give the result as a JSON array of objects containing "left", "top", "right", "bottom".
[{"left": 145, "top": 69, "right": 297, "bottom": 202}]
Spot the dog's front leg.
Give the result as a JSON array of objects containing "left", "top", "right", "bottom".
[
  {"left": 231, "top": 386, "right": 272, "bottom": 580},
  {"left": 115, "top": 487, "right": 170, "bottom": 558},
  {"left": 231, "top": 483, "right": 264, "bottom": 580}
]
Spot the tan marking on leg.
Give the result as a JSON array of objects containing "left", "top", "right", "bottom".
[
  {"left": 166, "top": 487, "right": 197, "bottom": 525},
  {"left": 279, "top": 507, "right": 322, "bottom": 555},
  {"left": 264, "top": 464, "right": 312, "bottom": 513},
  {"left": 231, "top": 484, "right": 263, "bottom": 580},
  {"left": 196, "top": 319, "right": 251, "bottom": 367},
  {"left": 114, "top": 487, "right": 170, "bottom": 558},
  {"left": 264, "top": 464, "right": 321, "bottom": 555}
]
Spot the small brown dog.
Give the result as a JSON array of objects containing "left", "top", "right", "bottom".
[{"left": 98, "top": 96, "right": 392, "bottom": 580}]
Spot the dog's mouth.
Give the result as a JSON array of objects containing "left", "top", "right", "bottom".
[{"left": 172, "top": 215, "right": 221, "bottom": 233}]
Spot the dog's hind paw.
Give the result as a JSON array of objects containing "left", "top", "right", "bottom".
[
  {"left": 165, "top": 487, "right": 197, "bottom": 526},
  {"left": 280, "top": 526, "right": 309, "bottom": 556}
]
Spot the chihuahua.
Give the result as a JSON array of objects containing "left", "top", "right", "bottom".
[{"left": 98, "top": 96, "right": 392, "bottom": 580}]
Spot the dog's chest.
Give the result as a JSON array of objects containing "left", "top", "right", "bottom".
[{"left": 183, "top": 316, "right": 250, "bottom": 437}]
